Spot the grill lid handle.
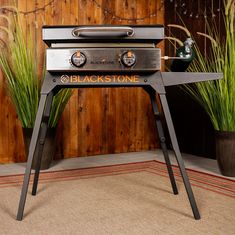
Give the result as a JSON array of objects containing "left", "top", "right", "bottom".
[{"left": 72, "top": 26, "right": 134, "bottom": 37}]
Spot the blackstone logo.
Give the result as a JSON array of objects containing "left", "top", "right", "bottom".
[
  {"left": 60, "top": 75, "right": 70, "bottom": 83},
  {"left": 90, "top": 60, "right": 114, "bottom": 65},
  {"left": 60, "top": 75, "right": 140, "bottom": 83}
]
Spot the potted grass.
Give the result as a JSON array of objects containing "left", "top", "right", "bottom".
[
  {"left": 0, "top": 12, "right": 72, "bottom": 169},
  {"left": 177, "top": 0, "right": 235, "bottom": 176}
]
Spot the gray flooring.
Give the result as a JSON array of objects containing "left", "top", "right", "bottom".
[{"left": 0, "top": 149, "right": 234, "bottom": 179}]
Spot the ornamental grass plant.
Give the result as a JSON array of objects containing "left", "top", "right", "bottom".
[
  {"left": 184, "top": 0, "right": 235, "bottom": 131},
  {"left": 0, "top": 12, "right": 72, "bottom": 128}
]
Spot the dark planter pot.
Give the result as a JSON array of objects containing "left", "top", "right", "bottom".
[
  {"left": 215, "top": 131, "right": 235, "bottom": 177},
  {"left": 23, "top": 127, "right": 56, "bottom": 170}
]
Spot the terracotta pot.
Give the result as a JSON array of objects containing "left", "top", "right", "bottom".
[
  {"left": 215, "top": 130, "right": 235, "bottom": 177},
  {"left": 23, "top": 127, "right": 56, "bottom": 170}
]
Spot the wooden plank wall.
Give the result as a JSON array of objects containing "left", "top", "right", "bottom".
[{"left": 0, "top": 0, "right": 164, "bottom": 163}]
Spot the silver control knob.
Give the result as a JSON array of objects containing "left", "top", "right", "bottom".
[
  {"left": 71, "top": 51, "right": 86, "bottom": 67},
  {"left": 121, "top": 51, "right": 136, "bottom": 67}
]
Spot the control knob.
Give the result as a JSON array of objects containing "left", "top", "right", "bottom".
[
  {"left": 71, "top": 51, "right": 86, "bottom": 67},
  {"left": 121, "top": 51, "right": 136, "bottom": 67}
]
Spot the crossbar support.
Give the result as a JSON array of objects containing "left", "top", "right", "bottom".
[
  {"left": 32, "top": 91, "right": 54, "bottom": 196},
  {"left": 145, "top": 88, "right": 178, "bottom": 195}
]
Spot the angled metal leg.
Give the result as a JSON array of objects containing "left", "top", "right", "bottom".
[
  {"left": 148, "top": 90, "right": 178, "bottom": 195},
  {"left": 32, "top": 92, "right": 54, "bottom": 196},
  {"left": 159, "top": 94, "right": 201, "bottom": 220},
  {"left": 16, "top": 94, "right": 49, "bottom": 221}
]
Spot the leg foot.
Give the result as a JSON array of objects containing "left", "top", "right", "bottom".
[{"left": 159, "top": 94, "right": 200, "bottom": 220}]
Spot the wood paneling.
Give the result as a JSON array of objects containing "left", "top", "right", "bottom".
[{"left": 0, "top": 0, "right": 164, "bottom": 163}]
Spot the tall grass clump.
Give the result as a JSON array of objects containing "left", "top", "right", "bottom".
[
  {"left": 185, "top": 0, "right": 235, "bottom": 131},
  {"left": 0, "top": 12, "right": 72, "bottom": 128}
]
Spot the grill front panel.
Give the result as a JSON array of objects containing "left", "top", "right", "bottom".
[{"left": 46, "top": 48, "right": 161, "bottom": 72}]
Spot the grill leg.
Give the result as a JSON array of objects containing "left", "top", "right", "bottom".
[
  {"left": 32, "top": 92, "right": 54, "bottom": 196},
  {"left": 148, "top": 91, "right": 178, "bottom": 195},
  {"left": 159, "top": 94, "right": 201, "bottom": 220},
  {"left": 16, "top": 94, "right": 49, "bottom": 221}
]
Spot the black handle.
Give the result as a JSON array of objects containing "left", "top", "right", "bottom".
[{"left": 72, "top": 26, "right": 135, "bottom": 37}]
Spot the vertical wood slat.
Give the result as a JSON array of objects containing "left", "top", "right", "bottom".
[
  {"left": 68, "top": 0, "right": 79, "bottom": 158},
  {"left": 60, "top": 0, "right": 71, "bottom": 158},
  {"left": 0, "top": 0, "right": 10, "bottom": 163},
  {"left": 7, "top": 0, "right": 25, "bottom": 162},
  {"left": 0, "top": 0, "right": 167, "bottom": 164}
]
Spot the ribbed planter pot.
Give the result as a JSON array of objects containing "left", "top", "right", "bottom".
[
  {"left": 215, "top": 131, "right": 235, "bottom": 177},
  {"left": 23, "top": 127, "right": 56, "bottom": 170}
]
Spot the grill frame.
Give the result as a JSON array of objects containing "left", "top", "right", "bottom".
[{"left": 16, "top": 24, "right": 224, "bottom": 221}]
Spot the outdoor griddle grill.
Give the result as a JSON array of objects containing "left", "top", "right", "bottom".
[{"left": 16, "top": 25, "right": 222, "bottom": 221}]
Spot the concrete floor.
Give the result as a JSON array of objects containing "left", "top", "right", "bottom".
[{"left": 0, "top": 149, "right": 234, "bottom": 179}]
